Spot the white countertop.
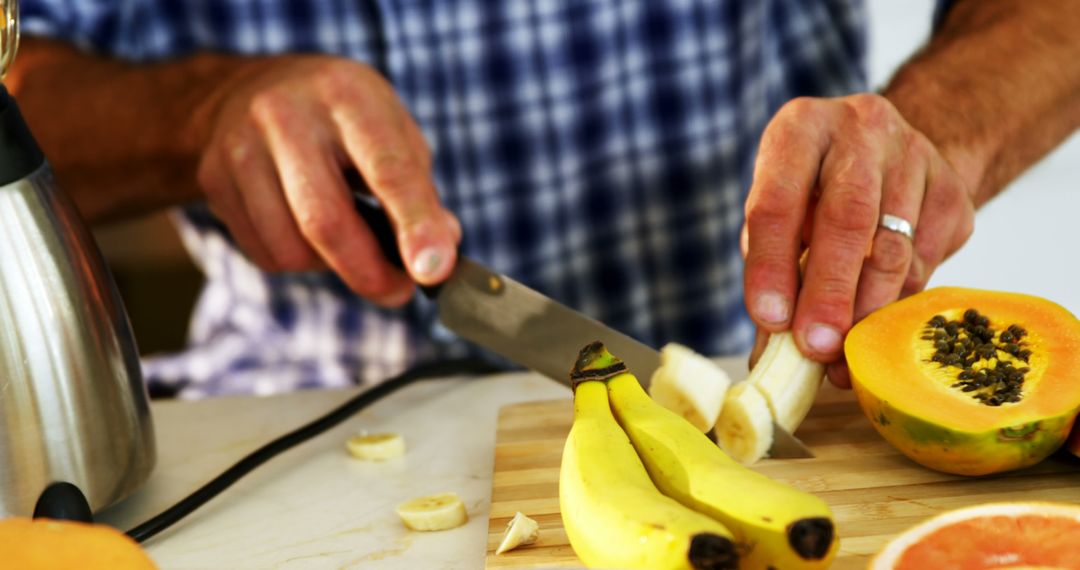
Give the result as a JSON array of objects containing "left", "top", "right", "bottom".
[
  {"left": 99, "top": 358, "right": 750, "bottom": 569},
  {"left": 99, "top": 370, "right": 569, "bottom": 569}
]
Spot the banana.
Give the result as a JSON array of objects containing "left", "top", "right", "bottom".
[
  {"left": 649, "top": 343, "right": 732, "bottom": 432},
  {"left": 713, "top": 382, "right": 774, "bottom": 465},
  {"left": 346, "top": 432, "right": 406, "bottom": 460},
  {"left": 495, "top": 511, "right": 540, "bottom": 555},
  {"left": 588, "top": 342, "right": 838, "bottom": 570},
  {"left": 560, "top": 349, "right": 741, "bottom": 570},
  {"left": 744, "top": 331, "right": 825, "bottom": 433},
  {"left": 395, "top": 492, "right": 468, "bottom": 531}
]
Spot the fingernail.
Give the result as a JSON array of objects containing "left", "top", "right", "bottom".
[
  {"left": 754, "top": 292, "right": 790, "bottom": 324},
  {"left": 807, "top": 324, "right": 842, "bottom": 355},
  {"left": 411, "top": 245, "right": 452, "bottom": 281}
]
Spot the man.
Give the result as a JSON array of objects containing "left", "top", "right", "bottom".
[{"left": 9, "top": 1, "right": 1079, "bottom": 397}]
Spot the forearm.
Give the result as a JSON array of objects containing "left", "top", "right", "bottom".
[
  {"left": 883, "top": 0, "right": 1080, "bottom": 207},
  {"left": 6, "top": 38, "right": 262, "bottom": 223}
]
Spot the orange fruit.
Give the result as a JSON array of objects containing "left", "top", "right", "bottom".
[
  {"left": 871, "top": 502, "right": 1080, "bottom": 569},
  {"left": 0, "top": 517, "right": 157, "bottom": 569}
]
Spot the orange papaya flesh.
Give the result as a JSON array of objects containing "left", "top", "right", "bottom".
[{"left": 845, "top": 287, "right": 1080, "bottom": 476}]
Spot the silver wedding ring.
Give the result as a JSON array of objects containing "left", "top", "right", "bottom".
[{"left": 878, "top": 214, "right": 915, "bottom": 241}]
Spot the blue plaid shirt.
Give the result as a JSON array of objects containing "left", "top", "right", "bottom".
[{"left": 24, "top": 0, "right": 870, "bottom": 398}]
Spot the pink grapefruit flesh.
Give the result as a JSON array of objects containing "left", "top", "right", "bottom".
[{"left": 872, "top": 502, "right": 1080, "bottom": 570}]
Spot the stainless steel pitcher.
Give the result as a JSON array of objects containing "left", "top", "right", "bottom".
[{"left": 0, "top": 0, "right": 155, "bottom": 518}]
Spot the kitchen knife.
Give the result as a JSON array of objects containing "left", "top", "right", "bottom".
[{"left": 351, "top": 181, "right": 813, "bottom": 459}]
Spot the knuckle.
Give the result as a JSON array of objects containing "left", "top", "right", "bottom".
[
  {"left": 746, "top": 252, "right": 793, "bottom": 284},
  {"left": 905, "top": 129, "right": 932, "bottom": 159},
  {"left": 903, "top": 270, "right": 929, "bottom": 295},
  {"left": 744, "top": 207, "right": 789, "bottom": 240},
  {"left": 316, "top": 61, "right": 384, "bottom": 106},
  {"left": 923, "top": 181, "right": 951, "bottom": 212},
  {"left": 745, "top": 181, "right": 799, "bottom": 224},
  {"left": 366, "top": 151, "right": 416, "bottom": 195},
  {"left": 845, "top": 93, "right": 896, "bottom": 131},
  {"left": 807, "top": 275, "right": 856, "bottom": 319},
  {"left": 249, "top": 90, "right": 291, "bottom": 124},
  {"left": 869, "top": 230, "right": 913, "bottom": 275},
  {"left": 222, "top": 131, "right": 253, "bottom": 169},
  {"left": 926, "top": 173, "right": 969, "bottom": 216},
  {"left": 316, "top": 63, "right": 360, "bottom": 104},
  {"left": 778, "top": 96, "right": 819, "bottom": 122},
  {"left": 819, "top": 182, "right": 878, "bottom": 233},
  {"left": 296, "top": 207, "right": 343, "bottom": 247}
]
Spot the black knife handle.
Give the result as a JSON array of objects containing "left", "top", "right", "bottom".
[{"left": 347, "top": 168, "right": 442, "bottom": 299}]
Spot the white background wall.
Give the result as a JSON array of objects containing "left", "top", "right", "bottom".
[{"left": 867, "top": 1, "right": 1080, "bottom": 315}]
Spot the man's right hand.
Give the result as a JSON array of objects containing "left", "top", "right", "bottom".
[{"left": 196, "top": 56, "right": 460, "bottom": 307}]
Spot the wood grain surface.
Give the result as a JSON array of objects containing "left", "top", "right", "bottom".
[{"left": 484, "top": 384, "right": 1080, "bottom": 569}]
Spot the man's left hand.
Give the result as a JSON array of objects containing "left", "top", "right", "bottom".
[{"left": 742, "top": 94, "right": 975, "bottom": 387}]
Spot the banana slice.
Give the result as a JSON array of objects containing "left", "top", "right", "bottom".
[
  {"left": 396, "top": 492, "right": 469, "bottom": 531},
  {"left": 346, "top": 432, "right": 406, "bottom": 460},
  {"left": 649, "top": 343, "right": 732, "bottom": 432},
  {"left": 495, "top": 511, "right": 540, "bottom": 555},
  {"left": 713, "top": 382, "right": 774, "bottom": 464},
  {"left": 745, "top": 332, "right": 825, "bottom": 433}
]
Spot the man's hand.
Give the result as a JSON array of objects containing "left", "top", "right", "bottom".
[
  {"left": 743, "top": 1, "right": 1080, "bottom": 388},
  {"left": 742, "top": 94, "right": 974, "bottom": 387},
  {"left": 10, "top": 41, "right": 460, "bottom": 308},
  {"left": 196, "top": 56, "right": 460, "bottom": 307}
]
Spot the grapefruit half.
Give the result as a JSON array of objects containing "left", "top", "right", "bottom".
[
  {"left": 0, "top": 517, "right": 157, "bottom": 569},
  {"left": 871, "top": 502, "right": 1080, "bottom": 570}
]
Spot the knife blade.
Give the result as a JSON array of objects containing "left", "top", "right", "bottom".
[{"left": 351, "top": 183, "right": 813, "bottom": 459}]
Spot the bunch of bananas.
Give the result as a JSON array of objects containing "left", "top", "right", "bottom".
[{"left": 560, "top": 342, "right": 837, "bottom": 570}]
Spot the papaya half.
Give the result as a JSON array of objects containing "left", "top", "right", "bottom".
[{"left": 845, "top": 287, "right": 1080, "bottom": 476}]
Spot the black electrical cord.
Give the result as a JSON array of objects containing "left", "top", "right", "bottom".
[{"left": 126, "top": 357, "right": 502, "bottom": 543}]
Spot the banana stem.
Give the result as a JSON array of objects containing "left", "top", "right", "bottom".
[{"left": 570, "top": 341, "right": 628, "bottom": 389}]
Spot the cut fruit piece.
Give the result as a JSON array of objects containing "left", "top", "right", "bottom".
[
  {"left": 396, "top": 492, "right": 468, "bottom": 531},
  {"left": 871, "top": 501, "right": 1080, "bottom": 569},
  {"left": 846, "top": 287, "right": 1080, "bottom": 475},
  {"left": 648, "top": 342, "right": 732, "bottom": 431},
  {"left": 495, "top": 512, "right": 540, "bottom": 555},
  {"left": 713, "top": 382, "right": 774, "bottom": 464},
  {"left": 346, "top": 432, "right": 406, "bottom": 460},
  {"left": 746, "top": 332, "right": 825, "bottom": 433}
]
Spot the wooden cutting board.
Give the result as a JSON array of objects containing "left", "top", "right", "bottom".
[{"left": 484, "top": 384, "right": 1080, "bottom": 569}]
